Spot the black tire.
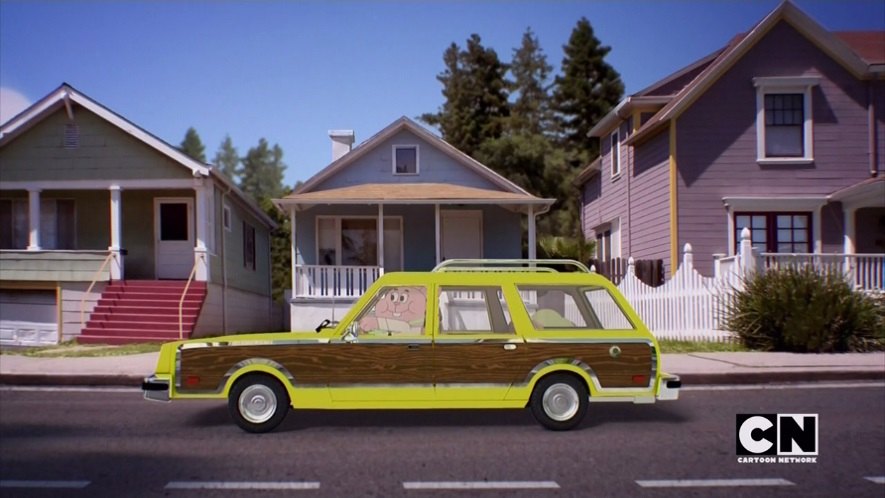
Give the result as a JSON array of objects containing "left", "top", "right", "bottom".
[
  {"left": 529, "top": 374, "right": 588, "bottom": 431},
  {"left": 228, "top": 374, "right": 290, "bottom": 433}
]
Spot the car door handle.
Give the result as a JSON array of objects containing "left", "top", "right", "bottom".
[
  {"left": 503, "top": 344, "right": 517, "bottom": 351},
  {"left": 408, "top": 344, "right": 421, "bottom": 351}
]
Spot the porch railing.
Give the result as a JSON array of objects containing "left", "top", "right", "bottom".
[
  {"left": 294, "top": 264, "right": 382, "bottom": 299},
  {"left": 761, "top": 253, "right": 885, "bottom": 291}
]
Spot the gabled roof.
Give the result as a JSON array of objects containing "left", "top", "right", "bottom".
[
  {"left": 1, "top": 83, "right": 211, "bottom": 176},
  {"left": 288, "top": 116, "right": 536, "bottom": 198},
  {"left": 0, "top": 83, "right": 275, "bottom": 228},
  {"left": 624, "top": 0, "right": 879, "bottom": 146}
]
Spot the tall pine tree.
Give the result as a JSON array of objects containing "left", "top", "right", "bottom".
[
  {"left": 552, "top": 17, "right": 624, "bottom": 165},
  {"left": 179, "top": 127, "right": 207, "bottom": 162},
  {"left": 421, "top": 34, "right": 509, "bottom": 157},
  {"left": 239, "top": 138, "right": 286, "bottom": 201},
  {"left": 213, "top": 135, "right": 240, "bottom": 182},
  {"left": 508, "top": 28, "right": 553, "bottom": 137}
]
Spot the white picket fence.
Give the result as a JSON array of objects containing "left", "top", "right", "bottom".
[
  {"left": 608, "top": 227, "right": 884, "bottom": 342},
  {"left": 613, "top": 244, "right": 738, "bottom": 342}
]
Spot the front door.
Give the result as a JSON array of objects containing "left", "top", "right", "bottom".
[
  {"left": 441, "top": 210, "right": 482, "bottom": 260},
  {"left": 155, "top": 198, "right": 194, "bottom": 279}
]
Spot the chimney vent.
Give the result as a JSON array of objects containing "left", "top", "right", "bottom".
[{"left": 329, "top": 130, "right": 355, "bottom": 161}]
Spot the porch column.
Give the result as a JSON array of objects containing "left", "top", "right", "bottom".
[
  {"left": 193, "top": 181, "right": 209, "bottom": 281},
  {"left": 26, "top": 188, "right": 41, "bottom": 250},
  {"left": 527, "top": 205, "right": 536, "bottom": 260},
  {"left": 843, "top": 206, "right": 856, "bottom": 255},
  {"left": 377, "top": 204, "right": 385, "bottom": 272},
  {"left": 289, "top": 206, "right": 298, "bottom": 299},
  {"left": 435, "top": 204, "right": 441, "bottom": 265},
  {"left": 108, "top": 186, "right": 124, "bottom": 280}
]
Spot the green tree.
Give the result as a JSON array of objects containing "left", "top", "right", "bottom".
[
  {"left": 239, "top": 138, "right": 286, "bottom": 201},
  {"left": 179, "top": 127, "right": 207, "bottom": 162},
  {"left": 508, "top": 28, "right": 553, "bottom": 136},
  {"left": 213, "top": 135, "right": 240, "bottom": 182},
  {"left": 552, "top": 17, "right": 624, "bottom": 165},
  {"left": 421, "top": 34, "right": 510, "bottom": 156}
]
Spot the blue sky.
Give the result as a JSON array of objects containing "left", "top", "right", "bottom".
[{"left": 1, "top": 1, "right": 883, "bottom": 188}]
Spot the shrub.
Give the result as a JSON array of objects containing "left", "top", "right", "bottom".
[{"left": 724, "top": 266, "right": 885, "bottom": 352}]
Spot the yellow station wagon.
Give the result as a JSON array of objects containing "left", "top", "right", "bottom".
[{"left": 143, "top": 259, "right": 680, "bottom": 432}]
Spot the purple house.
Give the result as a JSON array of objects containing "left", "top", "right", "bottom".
[{"left": 577, "top": 1, "right": 885, "bottom": 280}]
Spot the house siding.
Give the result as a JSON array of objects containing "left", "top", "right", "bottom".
[
  {"left": 312, "top": 129, "right": 501, "bottom": 191},
  {"left": 676, "top": 20, "right": 876, "bottom": 274},
  {"left": 581, "top": 121, "right": 631, "bottom": 260},
  {"left": 630, "top": 131, "right": 672, "bottom": 272},
  {"left": 0, "top": 106, "right": 191, "bottom": 182}
]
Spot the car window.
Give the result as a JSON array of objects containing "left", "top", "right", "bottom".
[
  {"left": 583, "top": 287, "right": 634, "bottom": 330},
  {"left": 517, "top": 286, "right": 588, "bottom": 329},
  {"left": 355, "top": 286, "right": 428, "bottom": 336},
  {"left": 438, "top": 286, "right": 513, "bottom": 334}
]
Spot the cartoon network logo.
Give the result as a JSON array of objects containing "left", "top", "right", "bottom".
[{"left": 736, "top": 414, "right": 818, "bottom": 464}]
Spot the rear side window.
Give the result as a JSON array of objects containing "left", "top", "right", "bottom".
[
  {"left": 517, "top": 285, "right": 634, "bottom": 330},
  {"left": 438, "top": 286, "right": 512, "bottom": 334}
]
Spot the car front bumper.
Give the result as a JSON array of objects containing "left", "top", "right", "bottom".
[{"left": 142, "top": 375, "right": 170, "bottom": 402}]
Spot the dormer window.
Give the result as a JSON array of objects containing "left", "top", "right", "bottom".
[{"left": 393, "top": 145, "right": 419, "bottom": 175}]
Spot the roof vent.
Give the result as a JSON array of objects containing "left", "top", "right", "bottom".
[{"left": 63, "top": 123, "right": 79, "bottom": 149}]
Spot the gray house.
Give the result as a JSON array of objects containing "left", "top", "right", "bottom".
[
  {"left": 275, "top": 117, "right": 554, "bottom": 330},
  {"left": 0, "top": 83, "right": 276, "bottom": 345},
  {"left": 577, "top": 1, "right": 885, "bottom": 280}
]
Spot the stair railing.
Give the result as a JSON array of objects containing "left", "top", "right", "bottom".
[
  {"left": 179, "top": 254, "right": 206, "bottom": 340},
  {"left": 80, "top": 252, "right": 116, "bottom": 331}
]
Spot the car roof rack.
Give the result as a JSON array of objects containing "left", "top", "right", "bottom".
[{"left": 432, "top": 259, "right": 592, "bottom": 274}]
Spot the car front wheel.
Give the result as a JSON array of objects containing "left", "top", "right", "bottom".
[
  {"left": 530, "top": 374, "right": 588, "bottom": 431},
  {"left": 228, "top": 374, "right": 289, "bottom": 433}
]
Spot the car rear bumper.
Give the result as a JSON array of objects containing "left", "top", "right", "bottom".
[
  {"left": 142, "top": 375, "right": 170, "bottom": 402},
  {"left": 657, "top": 374, "right": 681, "bottom": 401}
]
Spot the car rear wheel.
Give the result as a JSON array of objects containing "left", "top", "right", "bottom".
[
  {"left": 228, "top": 374, "right": 289, "bottom": 433},
  {"left": 530, "top": 374, "right": 588, "bottom": 431}
]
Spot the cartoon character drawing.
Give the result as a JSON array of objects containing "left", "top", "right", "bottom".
[{"left": 359, "top": 286, "right": 427, "bottom": 335}]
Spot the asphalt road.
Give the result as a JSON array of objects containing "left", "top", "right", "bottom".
[{"left": 0, "top": 382, "right": 883, "bottom": 497}]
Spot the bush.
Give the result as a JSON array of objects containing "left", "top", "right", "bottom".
[{"left": 724, "top": 266, "right": 885, "bottom": 352}]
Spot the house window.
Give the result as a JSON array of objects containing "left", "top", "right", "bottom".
[
  {"left": 316, "top": 216, "right": 403, "bottom": 270},
  {"left": 393, "top": 145, "right": 419, "bottom": 175},
  {"left": 610, "top": 130, "right": 621, "bottom": 177},
  {"left": 596, "top": 229, "right": 612, "bottom": 262},
  {"left": 0, "top": 199, "right": 75, "bottom": 249},
  {"left": 243, "top": 221, "right": 256, "bottom": 270},
  {"left": 735, "top": 212, "right": 811, "bottom": 253},
  {"left": 222, "top": 205, "right": 232, "bottom": 231},
  {"left": 754, "top": 77, "right": 818, "bottom": 163}
]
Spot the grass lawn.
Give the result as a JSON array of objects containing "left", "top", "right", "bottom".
[
  {"left": 0, "top": 342, "right": 162, "bottom": 358},
  {"left": 657, "top": 339, "right": 749, "bottom": 353}
]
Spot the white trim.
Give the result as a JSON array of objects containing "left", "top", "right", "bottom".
[
  {"left": 27, "top": 189, "right": 41, "bottom": 250},
  {"left": 754, "top": 77, "right": 818, "bottom": 163},
  {"left": 435, "top": 204, "right": 441, "bottom": 265},
  {"left": 610, "top": 130, "right": 621, "bottom": 178},
  {"left": 392, "top": 144, "right": 420, "bottom": 175}
]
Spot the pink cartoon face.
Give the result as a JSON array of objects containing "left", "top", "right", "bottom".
[{"left": 358, "top": 286, "right": 427, "bottom": 335}]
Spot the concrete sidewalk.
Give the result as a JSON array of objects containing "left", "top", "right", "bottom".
[{"left": 0, "top": 351, "right": 882, "bottom": 387}]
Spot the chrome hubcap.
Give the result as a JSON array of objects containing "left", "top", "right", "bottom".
[
  {"left": 239, "top": 384, "right": 277, "bottom": 424},
  {"left": 542, "top": 383, "right": 579, "bottom": 421}
]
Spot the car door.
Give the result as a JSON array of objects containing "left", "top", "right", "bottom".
[
  {"left": 326, "top": 285, "right": 435, "bottom": 402},
  {"left": 433, "top": 285, "right": 526, "bottom": 401}
]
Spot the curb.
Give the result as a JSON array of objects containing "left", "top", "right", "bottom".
[{"left": 2, "top": 371, "right": 883, "bottom": 388}]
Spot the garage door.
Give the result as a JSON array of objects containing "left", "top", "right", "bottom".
[{"left": 0, "top": 290, "right": 58, "bottom": 346}]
